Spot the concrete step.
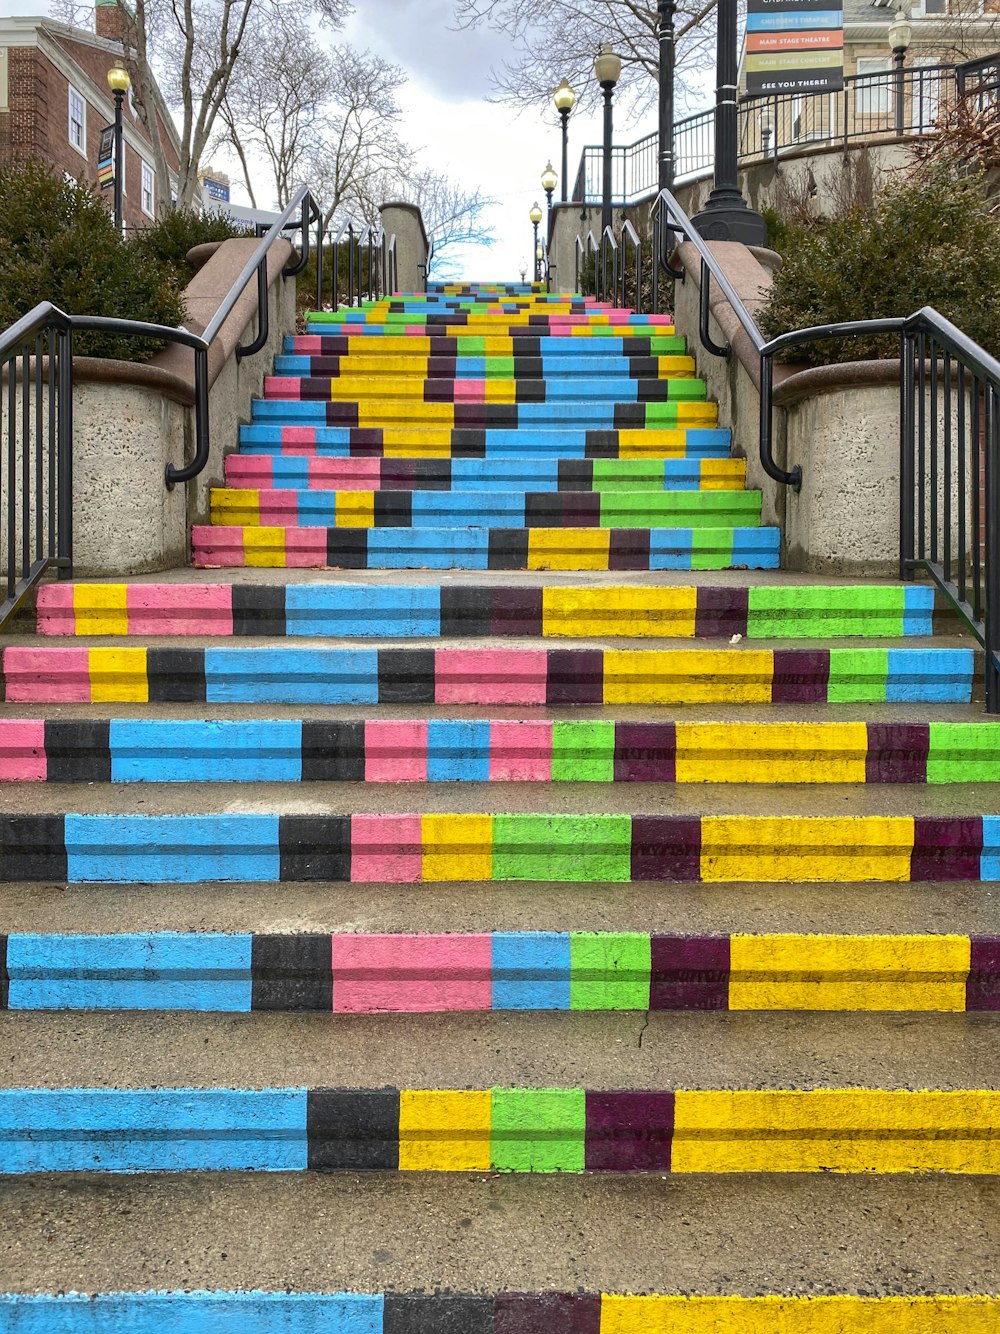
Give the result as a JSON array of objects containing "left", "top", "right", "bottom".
[
  {"left": 236, "top": 423, "right": 732, "bottom": 459},
  {"left": 2, "top": 928, "right": 997, "bottom": 1013},
  {"left": 305, "top": 313, "right": 677, "bottom": 330},
  {"left": 207, "top": 488, "right": 762, "bottom": 530},
  {"left": 264, "top": 377, "right": 707, "bottom": 403},
  {"left": 30, "top": 582, "right": 937, "bottom": 640},
  {"left": 3, "top": 716, "right": 996, "bottom": 784},
  {"left": 222, "top": 455, "right": 747, "bottom": 492},
  {"left": 287, "top": 331, "right": 689, "bottom": 355},
  {"left": 273, "top": 352, "right": 696, "bottom": 378},
  {"left": 250, "top": 400, "right": 717, "bottom": 430},
  {"left": 0, "top": 1174, "right": 997, "bottom": 1308}
]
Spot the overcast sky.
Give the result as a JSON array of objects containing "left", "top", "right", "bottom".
[{"left": 6, "top": 0, "right": 685, "bottom": 282}]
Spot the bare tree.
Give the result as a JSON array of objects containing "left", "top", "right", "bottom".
[{"left": 452, "top": 0, "right": 718, "bottom": 118}]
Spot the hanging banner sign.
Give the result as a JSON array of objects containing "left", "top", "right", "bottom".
[
  {"left": 745, "top": 0, "right": 844, "bottom": 96},
  {"left": 97, "top": 124, "right": 115, "bottom": 189}
]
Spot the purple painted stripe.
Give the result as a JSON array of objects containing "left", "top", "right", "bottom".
[
  {"left": 494, "top": 1293, "right": 602, "bottom": 1334},
  {"left": 771, "top": 649, "right": 831, "bottom": 704},
  {"left": 865, "top": 723, "right": 929, "bottom": 784},
  {"left": 491, "top": 587, "right": 543, "bottom": 637},
  {"left": 631, "top": 816, "right": 702, "bottom": 881},
  {"left": 967, "top": 936, "right": 1000, "bottom": 1011},
  {"left": 546, "top": 650, "right": 604, "bottom": 706},
  {"left": 911, "top": 816, "right": 983, "bottom": 882},
  {"left": 694, "top": 585, "right": 748, "bottom": 639},
  {"left": 650, "top": 935, "right": 730, "bottom": 1010},
  {"left": 613, "top": 723, "right": 676, "bottom": 782},
  {"left": 608, "top": 529, "right": 651, "bottom": 571},
  {"left": 584, "top": 1090, "right": 674, "bottom": 1171},
  {"left": 348, "top": 429, "right": 385, "bottom": 456}
]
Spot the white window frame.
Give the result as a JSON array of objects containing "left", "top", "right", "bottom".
[
  {"left": 140, "top": 159, "right": 155, "bottom": 218},
  {"left": 67, "top": 84, "right": 86, "bottom": 157},
  {"left": 855, "top": 57, "right": 892, "bottom": 114},
  {"left": 911, "top": 0, "right": 951, "bottom": 14}
]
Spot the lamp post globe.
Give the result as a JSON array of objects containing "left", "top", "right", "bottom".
[
  {"left": 594, "top": 43, "right": 621, "bottom": 237},
  {"left": 541, "top": 160, "right": 558, "bottom": 219},
  {"left": 529, "top": 201, "right": 543, "bottom": 280},
  {"left": 107, "top": 66, "right": 131, "bottom": 235},
  {"left": 552, "top": 78, "right": 577, "bottom": 203},
  {"left": 888, "top": 8, "right": 913, "bottom": 134}
]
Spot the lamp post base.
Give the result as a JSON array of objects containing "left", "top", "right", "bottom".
[{"left": 691, "top": 188, "right": 767, "bottom": 245}]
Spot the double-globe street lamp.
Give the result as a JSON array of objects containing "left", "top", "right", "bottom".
[
  {"left": 107, "top": 65, "right": 131, "bottom": 235},
  {"left": 594, "top": 43, "right": 621, "bottom": 237},
  {"left": 529, "top": 201, "right": 543, "bottom": 280},
  {"left": 552, "top": 78, "right": 576, "bottom": 203}
]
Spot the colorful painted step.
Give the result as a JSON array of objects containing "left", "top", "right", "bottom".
[
  {"left": 3, "top": 718, "right": 996, "bottom": 784},
  {"left": 273, "top": 352, "right": 697, "bottom": 378},
  {"left": 207, "top": 487, "right": 762, "bottom": 530},
  {"left": 286, "top": 333, "right": 690, "bottom": 356},
  {"left": 0, "top": 812, "right": 990, "bottom": 883},
  {"left": 249, "top": 399, "right": 718, "bottom": 429},
  {"left": 2, "top": 1290, "right": 997, "bottom": 1333},
  {"left": 263, "top": 376, "right": 709, "bottom": 403},
  {"left": 1, "top": 1085, "right": 997, "bottom": 1174},
  {"left": 2, "top": 930, "right": 996, "bottom": 1012},
  {"left": 222, "top": 454, "right": 748, "bottom": 492},
  {"left": 32, "top": 582, "right": 937, "bottom": 639}
]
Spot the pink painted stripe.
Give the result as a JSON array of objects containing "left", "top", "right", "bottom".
[
  {"left": 35, "top": 584, "right": 76, "bottom": 635},
  {"left": 283, "top": 526, "right": 328, "bottom": 569},
  {"left": 489, "top": 721, "right": 552, "bottom": 782},
  {"left": 264, "top": 377, "right": 303, "bottom": 400},
  {"left": 225, "top": 456, "right": 273, "bottom": 488},
  {"left": 312, "top": 458, "right": 380, "bottom": 489},
  {"left": 453, "top": 380, "right": 485, "bottom": 402},
  {"left": 351, "top": 813, "right": 422, "bottom": 883},
  {"left": 434, "top": 649, "right": 548, "bottom": 705},
  {"left": 126, "top": 584, "right": 233, "bottom": 636},
  {"left": 4, "top": 648, "right": 90, "bottom": 703},
  {"left": 331, "top": 933, "right": 493, "bottom": 1012},
  {"left": 190, "top": 526, "right": 246, "bottom": 569},
  {"left": 256, "top": 489, "right": 300, "bottom": 528},
  {"left": 281, "top": 426, "right": 318, "bottom": 447},
  {"left": 0, "top": 719, "right": 47, "bottom": 780},
  {"left": 364, "top": 721, "right": 428, "bottom": 783}
]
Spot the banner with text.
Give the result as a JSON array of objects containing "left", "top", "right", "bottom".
[{"left": 745, "top": 0, "right": 844, "bottom": 96}]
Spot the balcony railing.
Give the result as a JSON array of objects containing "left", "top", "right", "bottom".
[{"left": 570, "top": 60, "right": 962, "bottom": 205}]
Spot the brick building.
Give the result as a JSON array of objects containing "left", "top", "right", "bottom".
[{"left": 0, "top": 7, "right": 185, "bottom": 230}]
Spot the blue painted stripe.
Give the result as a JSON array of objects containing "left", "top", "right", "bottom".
[
  {"left": 205, "top": 648, "right": 379, "bottom": 704},
  {"left": 427, "top": 720, "right": 491, "bottom": 781},
  {"left": 982, "top": 815, "right": 1000, "bottom": 881},
  {"left": 6, "top": 933, "right": 253, "bottom": 1011},
  {"left": 409, "top": 492, "right": 525, "bottom": 525},
  {"left": 364, "top": 528, "right": 490, "bottom": 570},
  {"left": 648, "top": 528, "right": 694, "bottom": 570},
  {"left": 64, "top": 815, "right": 280, "bottom": 883},
  {"left": 492, "top": 932, "right": 571, "bottom": 1009},
  {"left": 732, "top": 526, "right": 781, "bottom": 569},
  {"left": 0, "top": 1290, "right": 384, "bottom": 1334},
  {"left": 0, "top": 1089, "right": 308, "bottom": 1173},
  {"left": 451, "top": 459, "right": 560, "bottom": 488},
  {"left": 902, "top": 585, "right": 936, "bottom": 636},
  {"left": 886, "top": 648, "right": 974, "bottom": 703},
  {"left": 295, "top": 492, "right": 337, "bottom": 525},
  {"left": 109, "top": 720, "right": 302, "bottom": 782},
  {"left": 284, "top": 586, "right": 441, "bottom": 638}
]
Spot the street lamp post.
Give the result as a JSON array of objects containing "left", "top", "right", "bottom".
[
  {"left": 595, "top": 43, "right": 621, "bottom": 237},
  {"left": 760, "top": 108, "right": 774, "bottom": 158},
  {"left": 529, "top": 201, "right": 543, "bottom": 281},
  {"left": 658, "top": 0, "right": 676, "bottom": 191},
  {"left": 541, "top": 161, "right": 558, "bottom": 220},
  {"left": 888, "top": 9, "right": 913, "bottom": 136},
  {"left": 690, "top": 0, "right": 766, "bottom": 243},
  {"left": 107, "top": 66, "right": 131, "bottom": 235},
  {"left": 552, "top": 79, "right": 576, "bottom": 202}
]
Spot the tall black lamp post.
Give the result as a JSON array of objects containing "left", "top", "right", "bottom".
[
  {"left": 691, "top": 0, "right": 766, "bottom": 243},
  {"left": 529, "top": 201, "right": 543, "bottom": 280},
  {"left": 541, "top": 161, "right": 558, "bottom": 220},
  {"left": 888, "top": 8, "right": 912, "bottom": 136},
  {"left": 658, "top": 0, "right": 676, "bottom": 190},
  {"left": 552, "top": 79, "right": 576, "bottom": 201},
  {"left": 595, "top": 44, "right": 621, "bottom": 236},
  {"left": 107, "top": 65, "right": 130, "bottom": 235}
]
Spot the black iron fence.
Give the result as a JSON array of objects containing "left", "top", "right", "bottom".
[{"left": 572, "top": 62, "right": 955, "bottom": 203}]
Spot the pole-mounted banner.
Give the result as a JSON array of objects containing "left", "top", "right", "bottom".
[
  {"left": 745, "top": 0, "right": 844, "bottom": 97},
  {"left": 97, "top": 125, "right": 115, "bottom": 189}
]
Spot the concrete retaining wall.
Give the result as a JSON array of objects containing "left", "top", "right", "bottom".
[{"left": 380, "top": 202, "right": 430, "bottom": 294}]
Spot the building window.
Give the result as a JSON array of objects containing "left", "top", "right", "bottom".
[
  {"left": 855, "top": 57, "right": 892, "bottom": 115},
  {"left": 141, "top": 160, "right": 154, "bottom": 217},
  {"left": 68, "top": 85, "right": 86, "bottom": 154}
]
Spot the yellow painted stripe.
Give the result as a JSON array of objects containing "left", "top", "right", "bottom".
[
  {"left": 421, "top": 813, "right": 492, "bottom": 881},
  {"left": 673, "top": 402, "right": 719, "bottom": 425},
  {"left": 604, "top": 650, "right": 774, "bottom": 705},
  {"left": 543, "top": 587, "right": 698, "bottom": 639},
  {"left": 599, "top": 1294, "right": 1000, "bottom": 1332},
  {"left": 357, "top": 402, "right": 454, "bottom": 426},
  {"left": 657, "top": 355, "right": 698, "bottom": 377},
  {"left": 89, "top": 647, "right": 148, "bottom": 703},
  {"left": 675, "top": 723, "right": 869, "bottom": 783},
  {"left": 617, "top": 430, "right": 698, "bottom": 459},
  {"left": 380, "top": 429, "right": 453, "bottom": 458},
  {"left": 398, "top": 1089, "right": 492, "bottom": 1171},
  {"left": 671, "top": 1089, "right": 1000, "bottom": 1173},
  {"left": 242, "top": 526, "right": 286, "bottom": 568},
  {"left": 210, "top": 488, "right": 259, "bottom": 526},
  {"left": 700, "top": 816, "right": 914, "bottom": 882},
  {"left": 483, "top": 379, "right": 517, "bottom": 403},
  {"left": 74, "top": 584, "right": 128, "bottom": 637},
  {"left": 700, "top": 458, "right": 747, "bottom": 489},
  {"left": 335, "top": 490, "right": 374, "bottom": 528},
  {"left": 729, "top": 934, "right": 970, "bottom": 1011},
  {"left": 529, "top": 528, "right": 610, "bottom": 571}
]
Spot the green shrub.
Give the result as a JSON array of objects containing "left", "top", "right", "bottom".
[
  {"left": 758, "top": 166, "right": 1000, "bottom": 364},
  {"left": 0, "top": 159, "right": 185, "bottom": 360},
  {"left": 130, "top": 206, "right": 253, "bottom": 281}
]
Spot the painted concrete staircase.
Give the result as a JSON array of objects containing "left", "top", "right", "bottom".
[{"left": 0, "top": 280, "right": 999, "bottom": 1329}]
